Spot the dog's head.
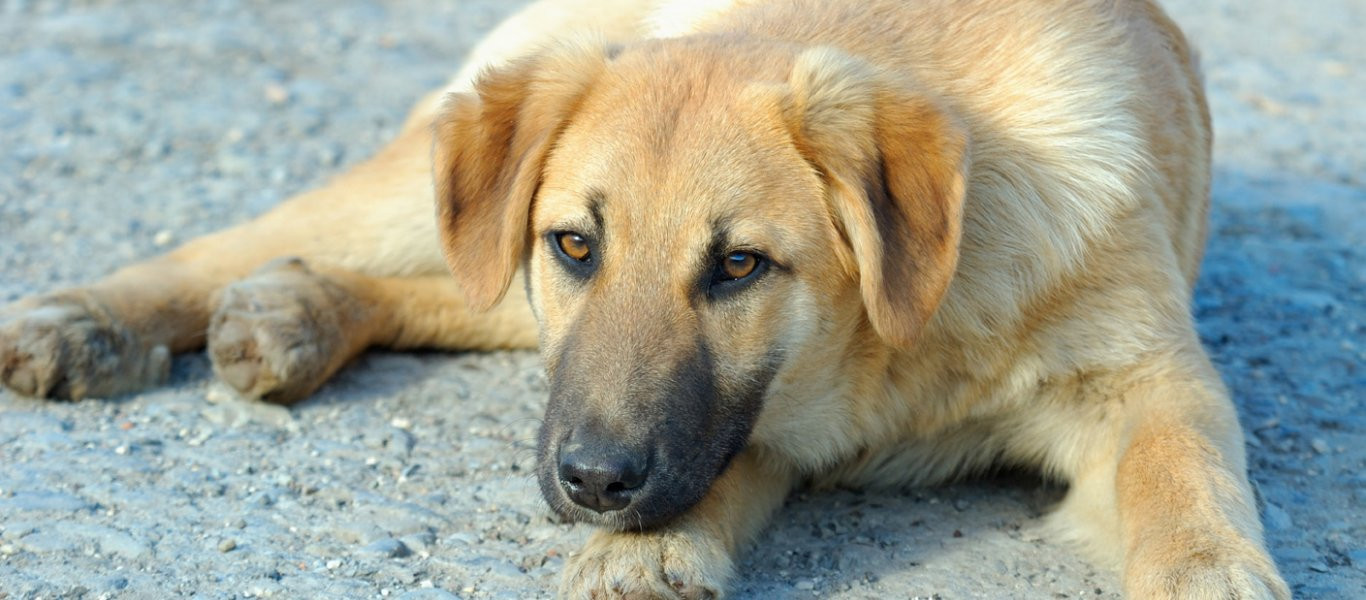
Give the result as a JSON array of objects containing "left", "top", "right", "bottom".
[{"left": 433, "top": 37, "right": 968, "bottom": 529}]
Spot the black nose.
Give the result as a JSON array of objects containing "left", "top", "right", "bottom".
[{"left": 558, "top": 432, "right": 649, "bottom": 513}]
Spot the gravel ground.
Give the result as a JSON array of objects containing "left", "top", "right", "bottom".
[{"left": 1, "top": 1, "right": 1362, "bottom": 598}]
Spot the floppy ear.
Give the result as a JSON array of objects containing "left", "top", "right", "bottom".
[
  {"left": 433, "top": 40, "right": 613, "bottom": 310},
  {"left": 784, "top": 47, "right": 970, "bottom": 348}
]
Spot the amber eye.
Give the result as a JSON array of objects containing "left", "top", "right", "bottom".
[
  {"left": 719, "top": 251, "right": 758, "bottom": 281},
  {"left": 556, "top": 232, "right": 592, "bottom": 262}
]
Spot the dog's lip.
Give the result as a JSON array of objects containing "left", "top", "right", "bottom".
[
  {"left": 554, "top": 489, "right": 672, "bottom": 531},
  {"left": 549, "top": 484, "right": 648, "bottom": 528}
]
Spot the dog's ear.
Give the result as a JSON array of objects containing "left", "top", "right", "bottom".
[
  {"left": 433, "top": 39, "right": 613, "bottom": 310},
  {"left": 783, "top": 47, "right": 970, "bottom": 348}
]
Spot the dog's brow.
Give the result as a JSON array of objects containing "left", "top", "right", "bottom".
[
  {"left": 587, "top": 189, "right": 606, "bottom": 233},
  {"left": 708, "top": 214, "right": 765, "bottom": 255},
  {"left": 708, "top": 216, "right": 735, "bottom": 256},
  {"left": 706, "top": 214, "right": 789, "bottom": 272}
]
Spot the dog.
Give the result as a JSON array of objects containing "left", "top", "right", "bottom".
[{"left": 0, "top": 0, "right": 1290, "bottom": 597}]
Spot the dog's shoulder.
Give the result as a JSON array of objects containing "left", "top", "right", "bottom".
[{"left": 646, "top": 0, "right": 754, "bottom": 39}]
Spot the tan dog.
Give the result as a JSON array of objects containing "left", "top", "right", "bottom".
[{"left": 0, "top": 0, "right": 1289, "bottom": 597}]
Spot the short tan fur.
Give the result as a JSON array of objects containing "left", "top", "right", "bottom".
[{"left": 0, "top": 1, "right": 1286, "bottom": 598}]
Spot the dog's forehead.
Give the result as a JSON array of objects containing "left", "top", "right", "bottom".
[
  {"left": 543, "top": 86, "right": 816, "bottom": 234},
  {"left": 539, "top": 129, "right": 811, "bottom": 261},
  {"left": 534, "top": 43, "right": 837, "bottom": 271}
]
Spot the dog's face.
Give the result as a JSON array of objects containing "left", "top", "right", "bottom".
[
  {"left": 525, "top": 51, "right": 846, "bottom": 528},
  {"left": 433, "top": 38, "right": 969, "bottom": 529}
]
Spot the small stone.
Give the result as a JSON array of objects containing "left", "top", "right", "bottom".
[
  {"left": 153, "top": 230, "right": 174, "bottom": 247},
  {"left": 954, "top": 499, "right": 970, "bottom": 512},
  {"left": 218, "top": 538, "right": 237, "bottom": 553},
  {"left": 1310, "top": 438, "right": 1330, "bottom": 454},
  {"left": 358, "top": 538, "right": 411, "bottom": 559},
  {"left": 264, "top": 83, "right": 290, "bottom": 104},
  {"left": 399, "top": 530, "right": 436, "bottom": 553},
  {"left": 795, "top": 580, "right": 816, "bottom": 591},
  {"left": 317, "top": 145, "right": 343, "bottom": 166}
]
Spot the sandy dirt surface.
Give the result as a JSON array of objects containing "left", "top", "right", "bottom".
[{"left": 1, "top": 1, "right": 1362, "bottom": 598}]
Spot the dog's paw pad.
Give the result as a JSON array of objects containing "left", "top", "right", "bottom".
[
  {"left": 208, "top": 259, "right": 365, "bottom": 404},
  {"left": 0, "top": 293, "right": 167, "bottom": 399},
  {"left": 560, "top": 529, "right": 731, "bottom": 599}
]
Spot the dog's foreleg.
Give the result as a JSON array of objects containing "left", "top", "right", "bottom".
[
  {"left": 206, "top": 261, "right": 537, "bottom": 403},
  {"left": 1094, "top": 351, "right": 1290, "bottom": 599},
  {"left": 559, "top": 449, "right": 795, "bottom": 599},
  {"left": 0, "top": 120, "right": 446, "bottom": 400}
]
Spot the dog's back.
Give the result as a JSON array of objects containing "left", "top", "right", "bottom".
[{"left": 715, "top": 0, "right": 1210, "bottom": 327}]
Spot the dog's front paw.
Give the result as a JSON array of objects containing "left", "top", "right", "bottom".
[
  {"left": 1125, "top": 533, "right": 1290, "bottom": 600},
  {"left": 0, "top": 292, "right": 168, "bottom": 399},
  {"left": 560, "top": 527, "right": 733, "bottom": 600},
  {"left": 208, "top": 258, "right": 368, "bottom": 404}
]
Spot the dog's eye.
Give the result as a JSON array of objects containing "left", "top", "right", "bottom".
[
  {"left": 719, "top": 252, "right": 758, "bottom": 281},
  {"left": 709, "top": 251, "right": 768, "bottom": 296},
  {"left": 556, "top": 232, "right": 592, "bottom": 263}
]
